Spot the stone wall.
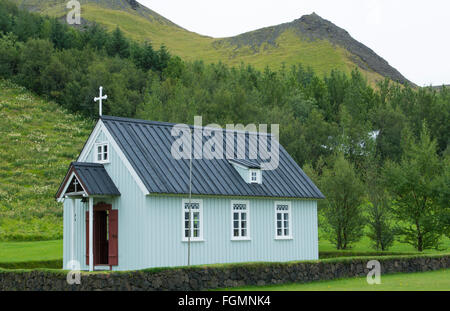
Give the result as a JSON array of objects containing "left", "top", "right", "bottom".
[{"left": 0, "top": 255, "right": 448, "bottom": 291}]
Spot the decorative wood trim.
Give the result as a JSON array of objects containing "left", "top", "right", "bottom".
[
  {"left": 77, "top": 120, "right": 103, "bottom": 162},
  {"left": 56, "top": 169, "right": 89, "bottom": 200}
]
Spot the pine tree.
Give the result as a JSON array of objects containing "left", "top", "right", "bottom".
[{"left": 107, "top": 27, "right": 129, "bottom": 58}]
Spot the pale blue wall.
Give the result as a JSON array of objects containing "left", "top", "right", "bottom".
[
  {"left": 63, "top": 126, "right": 319, "bottom": 271},
  {"left": 143, "top": 196, "right": 318, "bottom": 268},
  {"left": 232, "top": 163, "right": 249, "bottom": 182}
]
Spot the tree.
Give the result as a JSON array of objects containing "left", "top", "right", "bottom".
[
  {"left": 432, "top": 153, "right": 450, "bottom": 238},
  {"left": 320, "top": 153, "right": 365, "bottom": 249},
  {"left": 337, "top": 105, "right": 374, "bottom": 171},
  {"left": 41, "top": 54, "right": 70, "bottom": 99},
  {"left": 17, "top": 39, "right": 53, "bottom": 94},
  {"left": 13, "top": 9, "right": 41, "bottom": 42},
  {"left": 0, "top": 33, "right": 21, "bottom": 76},
  {"left": 365, "top": 160, "right": 395, "bottom": 251},
  {"left": 83, "top": 22, "right": 109, "bottom": 51},
  {"left": 383, "top": 123, "right": 445, "bottom": 251},
  {"left": 131, "top": 41, "right": 157, "bottom": 72},
  {"left": 107, "top": 27, "right": 129, "bottom": 58},
  {"left": 297, "top": 109, "right": 336, "bottom": 167},
  {"left": 155, "top": 44, "right": 170, "bottom": 71},
  {"left": 49, "top": 18, "right": 71, "bottom": 50},
  {"left": 0, "top": 2, "right": 13, "bottom": 34},
  {"left": 373, "top": 103, "right": 406, "bottom": 163}
]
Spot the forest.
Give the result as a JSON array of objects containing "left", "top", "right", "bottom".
[{"left": 0, "top": 1, "right": 448, "bottom": 251}]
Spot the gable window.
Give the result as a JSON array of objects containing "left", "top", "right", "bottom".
[
  {"left": 275, "top": 202, "right": 292, "bottom": 239},
  {"left": 248, "top": 169, "right": 261, "bottom": 184},
  {"left": 231, "top": 200, "right": 250, "bottom": 240},
  {"left": 95, "top": 142, "right": 109, "bottom": 163},
  {"left": 182, "top": 199, "right": 203, "bottom": 241}
]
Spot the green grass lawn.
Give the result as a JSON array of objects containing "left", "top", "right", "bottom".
[
  {"left": 2, "top": 236, "right": 448, "bottom": 263},
  {"left": 0, "top": 240, "right": 62, "bottom": 263},
  {"left": 223, "top": 269, "right": 450, "bottom": 291},
  {"left": 319, "top": 235, "right": 450, "bottom": 254}
]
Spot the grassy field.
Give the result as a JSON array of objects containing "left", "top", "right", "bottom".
[
  {"left": 0, "top": 240, "right": 62, "bottom": 263},
  {"left": 319, "top": 235, "right": 450, "bottom": 254},
  {"left": 0, "top": 80, "right": 93, "bottom": 241},
  {"left": 223, "top": 269, "right": 450, "bottom": 291},
  {"left": 2, "top": 236, "right": 448, "bottom": 264}
]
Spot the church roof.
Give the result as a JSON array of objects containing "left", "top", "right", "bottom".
[{"left": 100, "top": 115, "right": 324, "bottom": 199}]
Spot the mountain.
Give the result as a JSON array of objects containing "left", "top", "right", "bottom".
[{"left": 13, "top": 0, "right": 412, "bottom": 85}]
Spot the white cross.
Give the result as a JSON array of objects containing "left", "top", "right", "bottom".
[
  {"left": 94, "top": 86, "right": 107, "bottom": 116},
  {"left": 73, "top": 178, "right": 78, "bottom": 192}
]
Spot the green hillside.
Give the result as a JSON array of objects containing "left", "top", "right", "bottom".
[
  {"left": 0, "top": 79, "right": 92, "bottom": 240},
  {"left": 13, "top": 0, "right": 409, "bottom": 85}
]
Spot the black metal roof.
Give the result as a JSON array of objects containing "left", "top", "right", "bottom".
[
  {"left": 56, "top": 162, "right": 120, "bottom": 198},
  {"left": 229, "top": 158, "right": 261, "bottom": 169},
  {"left": 101, "top": 115, "right": 324, "bottom": 199}
]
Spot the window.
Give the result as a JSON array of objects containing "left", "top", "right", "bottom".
[
  {"left": 182, "top": 199, "right": 203, "bottom": 241},
  {"left": 231, "top": 200, "right": 250, "bottom": 240},
  {"left": 275, "top": 202, "right": 292, "bottom": 239},
  {"left": 248, "top": 169, "right": 261, "bottom": 184},
  {"left": 95, "top": 142, "right": 109, "bottom": 163}
]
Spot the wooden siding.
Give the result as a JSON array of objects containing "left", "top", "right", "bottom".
[{"left": 143, "top": 196, "right": 318, "bottom": 268}]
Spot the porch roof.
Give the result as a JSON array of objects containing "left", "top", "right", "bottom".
[{"left": 56, "top": 162, "right": 120, "bottom": 199}]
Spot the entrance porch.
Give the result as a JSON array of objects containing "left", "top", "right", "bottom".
[{"left": 56, "top": 162, "right": 120, "bottom": 271}]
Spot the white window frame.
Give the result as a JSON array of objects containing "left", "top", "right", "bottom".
[
  {"left": 231, "top": 200, "right": 250, "bottom": 241},
  {"left": 181, "top": 199, "right": 204, "bottom": 242},
  {"left": 274, "top": 201, "right": 292, "bottom": 240},
  {"left": 248, "top": 169, "right": 261, "bottom": 184},
  {"left": 94, "top": 142, "right": 110, "bottom": 164}
]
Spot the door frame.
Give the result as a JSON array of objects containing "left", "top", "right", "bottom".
[{"left": 86, "top": 202, "right": 113, "bottom": 270}]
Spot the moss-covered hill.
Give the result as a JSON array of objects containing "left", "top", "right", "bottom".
[
  {"left": 0, "top": 80, "right": 93, "bottom": 240},
  {"left": 13, "top": 0, "right": 411, "bottom": 85}
]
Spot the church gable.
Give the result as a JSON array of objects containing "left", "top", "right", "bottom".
[{"left": 76, "top": 119, "right": 149, "bottom": 195}]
